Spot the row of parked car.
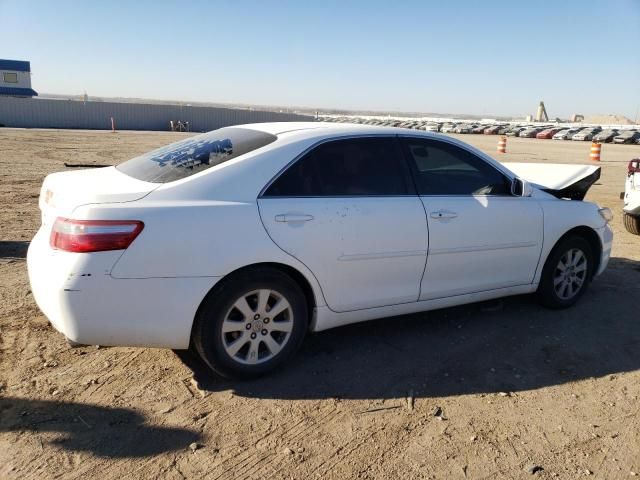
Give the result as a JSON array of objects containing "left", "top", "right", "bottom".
[
  {"left": 320, "top": 117, "right": 640, "bottom": 144},
  {"left": 504, "top": 126, "right": 640, "bottom": 144}
]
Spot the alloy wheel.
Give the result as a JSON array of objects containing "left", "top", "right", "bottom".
[
  {"left": 221, "top": 289, "right": 294, "bottom": 365},
  {"left": 553, "top": 248, "right": 588, "bottom": 301}
]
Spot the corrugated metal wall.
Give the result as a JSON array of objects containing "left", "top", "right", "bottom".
[{"left": 0, "top": 97, "right": 313, "bottom": 131}]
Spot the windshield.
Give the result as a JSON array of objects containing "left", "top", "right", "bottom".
[{"left": 117, "top": 127, "right": 277, "bottom": 183}]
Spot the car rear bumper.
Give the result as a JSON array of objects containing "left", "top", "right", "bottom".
[
  {"left": 624, "top": 199, "right": 640, "bottom": 215},
  {"left": 27, "top": 227, "right": 218, "bottom": 349}
]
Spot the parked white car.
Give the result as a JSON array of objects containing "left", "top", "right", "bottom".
[
  {"left": 454, "top": 124, "right": 473, "bottom": 134},
  {"left": 572, "top": 128, "right": 601, "bottom": 141},
  {"left": 623, "top": 158, "right": 640, "bottom": 234},
  {"left": 553, "top": 128, "right": 581, "bottom": 140},
  {"left": 27, "top": 123, "right": 613, "bottom": 378}
]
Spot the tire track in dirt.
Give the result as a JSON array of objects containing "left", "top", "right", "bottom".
[
  {"left": 309, "top": 418, "right": 425, "bottom": 480},
  {"left": 208, "top": 404, "right": 341, "bottom": 480},
  {"left": 307, "top": 436, "right": 370, "bottom": 479},
  {"left": 114, "top": 404, "right": 343, "bottom": 480}
]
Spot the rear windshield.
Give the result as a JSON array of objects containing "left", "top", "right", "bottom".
[{"left": 117, "top": 127, "right": 277, "bottom": 183}]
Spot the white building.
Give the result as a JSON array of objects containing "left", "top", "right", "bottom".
[{"left": 0, "top": 59, "right": 38, "bottom": 97}]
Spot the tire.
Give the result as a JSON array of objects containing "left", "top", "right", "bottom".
[
  {"left": 537, "top": 235, "right": 594, "bottom": 309},
  {"left": 192, "top": 267, "right": 308, "bottom": 379},
  {"left": 623, "top": 213, "right": 640, "bottom": 235}
]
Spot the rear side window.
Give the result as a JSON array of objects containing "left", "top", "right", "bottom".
[
  {"left": 263, "top": 137, "right": 410, "bottom": 196},
  {"left": 117, "top": 127, "right": 276, "bottom": 183},
  {"left": 401, "top": 138, "right": 510, "bottom": 195}
]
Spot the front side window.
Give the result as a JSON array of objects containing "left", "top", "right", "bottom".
[
  {"left": 263, "top": 137, "right": 409, "bottom": 197},
  {"left": 117, "top": 127, "right": 276, "bottom": 183},
  {"left": 3, "top": 72, "right": 18, "bottom": 83},
  {"left": 401, "top": 138, "right": 510, "bottom": 196}
]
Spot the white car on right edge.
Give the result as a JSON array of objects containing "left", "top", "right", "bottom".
[{"left": 623, "top": 158, "right": 640, "bottom": 235}]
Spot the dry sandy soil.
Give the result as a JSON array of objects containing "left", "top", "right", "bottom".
[{"left": 1, "top": 128, "right": 639, "bottom": 480}]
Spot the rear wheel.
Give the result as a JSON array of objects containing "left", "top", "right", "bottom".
[
  {"left": 623, "top": 213, "right": 640, "bottom": 235},
  {"left": 537, "top": 236, "right": 594, "bottom": 309},
  {"left": 192, "top": 268, "right": 308, "bottom": 379}
]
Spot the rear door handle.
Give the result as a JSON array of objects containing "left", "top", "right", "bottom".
[
  {"left": 430, "top": 210, "right": 458, "bottom": 219},
  {"left": 275, "top": 214, "right": 314, "bottom": 223}
]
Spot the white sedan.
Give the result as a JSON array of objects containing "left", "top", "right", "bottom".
[{"left": 27, "top": 123, "right": 613, "bottom": 378}]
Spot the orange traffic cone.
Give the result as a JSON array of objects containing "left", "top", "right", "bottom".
[
  {"left": 497, "top": 136, "right": 507, "bottom": 154},
  {"left": 590, "top": 142, "right": 601, "bottom": 162}
]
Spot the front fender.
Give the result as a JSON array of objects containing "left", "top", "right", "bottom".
[{"left": 533, "top": 199, "right": 608, "bottom": 284}]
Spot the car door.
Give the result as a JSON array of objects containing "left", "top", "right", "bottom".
[
  {"left": 258, "top": 136, "right": 428, "bottom": 312},
  {"left": 399, "top": 136, "right": 543, "bottom": 301}
]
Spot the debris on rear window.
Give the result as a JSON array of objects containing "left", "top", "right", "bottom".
[{"left": 117, "top": 127, "right": 276, "bottom": 183}]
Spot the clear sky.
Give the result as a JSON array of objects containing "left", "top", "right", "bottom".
[{"left": 2, "top": 0, "right": 639, "bottom": 119}]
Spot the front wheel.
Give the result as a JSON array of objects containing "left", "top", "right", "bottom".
[
  {"left": 537, "top": 236, "right": 594, "bottom": 309},
  {"left": 623, "top": 212, "right": 640, "bottom": 235},
  {"left": 192, "top": 268, "right": 308, "bottom": 379}
]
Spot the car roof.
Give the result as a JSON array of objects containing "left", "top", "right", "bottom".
[
  {"left": 222, "top": 122, "right": 517, "bottom": 182},
  {"left": 233, "top": 121, "right": 443, "bottom": 141}
]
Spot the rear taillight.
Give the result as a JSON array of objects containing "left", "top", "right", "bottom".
[
  {"left": 50, "top": 217, "right": 144, "bottom": 253},
  {"left": 629, "top": 159, "right": 640, "bottom": 175}
]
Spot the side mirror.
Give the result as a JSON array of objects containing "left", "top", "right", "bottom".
[{"left": 511, "top": 177, "right": 533, "bottom": 197}]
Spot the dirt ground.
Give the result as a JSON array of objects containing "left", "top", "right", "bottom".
[{"left": 1, "top": 128, "right": 639, "bottom": 480}]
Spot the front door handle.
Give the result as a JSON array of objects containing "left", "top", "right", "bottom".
[
  {"left": 430, "top": 210, "right": 458, "bottom": 220},
  {"left": 275, "top": 214, "right": 314, "bottom": 223}
]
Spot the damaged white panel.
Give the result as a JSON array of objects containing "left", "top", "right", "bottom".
[{"left": 502, "top": 162, "right": 600, "bottom": 190}]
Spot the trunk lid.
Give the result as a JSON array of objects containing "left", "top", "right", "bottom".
[
  {"left": 503, "top": 162, "right": 601, "bottom": 200},
  {"left": 39, "top": 166, "right": 158, "bottom": 224}
]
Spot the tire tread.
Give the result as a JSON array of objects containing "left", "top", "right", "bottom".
[{"left": 623, "top": 213, "right": 640, "bottom": 235}]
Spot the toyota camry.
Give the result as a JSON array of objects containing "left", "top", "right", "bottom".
[{"left": 27, "top": 123, "right": 613, "bottom": 378}]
